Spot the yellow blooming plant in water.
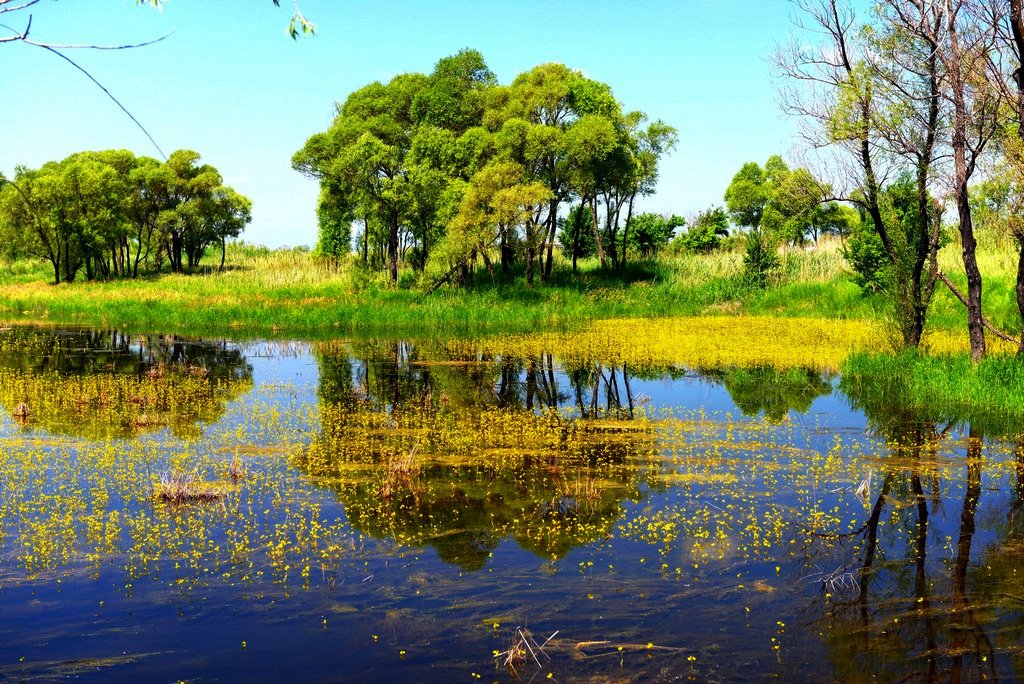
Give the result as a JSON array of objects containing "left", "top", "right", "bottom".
[{"left": 446, "top": 316, "right": 1018, "bottom": 372}]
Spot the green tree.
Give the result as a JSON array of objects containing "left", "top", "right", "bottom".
[
  {"left": 674, "top": 208, "right": 728, "bottom": 253},
  {"left": 0, "top": 149, "right": 250, "bottom": 281},
  {"left": 557, "top": 203, "right": 595, "bottom": 264},
  {"left": 623, "top": 212, "right": 684, "bottom": 256},
  {"left": 725, "top": 158, "right": 780, "bottom": 284},
  {"left": 294, "top": 73, "right": 429, "bottom": 283},
  {"left": 315, "top": 186, "right": 353, "bottom": 260}
]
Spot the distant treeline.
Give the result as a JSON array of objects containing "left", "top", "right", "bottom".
[{"left": 0, "top": 150, "right": 251, "bottom": 283}]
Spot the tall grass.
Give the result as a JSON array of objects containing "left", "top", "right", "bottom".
[{"left": 841, "top": 350, "right": 1024, "bottom": 437}]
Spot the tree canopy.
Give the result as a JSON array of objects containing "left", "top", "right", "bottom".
[
  {"left": 293, "top": 49, "right": 677, "bottom": 287},
  {"left": 0, "top": 150, "right": 250, "bottom": 283}
]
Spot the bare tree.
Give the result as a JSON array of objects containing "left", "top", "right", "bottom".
[
  {"left": 940, "top": 0, "right": 1006, "bottom": 361},
  {"left": 777, "top": 0, "right": 944, "bottom": 347}
]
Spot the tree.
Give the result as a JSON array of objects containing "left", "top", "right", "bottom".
[
  {"left": 205, "top": 187, "right": 252, "bottom": 271},
  {"left": 0, "top": 149, "right": 250, "bottom": 282},
  {"left": 724, "top": 157, "right": 786, "bottom": 283},
  {"left": 437, "top": 161, "right": 550, "bottom": 286},
  {"left": 294, "top": 51, "right": 676, "bottom": 289},
  {"left": 315, "top": 186, "right": 353, "bottom": 261},
  {"left": 675, "top": 208, "right": 728, "bottom": 253},
  {"left": 557, "top": 203, "right": 596, "bottom": 264},
  {"left": 624, "top": 212, "right": 683, "bottom": 256},
  {"left": 777, "top": 0, "right": 946, "bottom": 349},
  {"left": 294, "top": 73, "right": 429, "bottom": 283}
]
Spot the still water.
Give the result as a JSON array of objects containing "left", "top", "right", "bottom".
[{"left": 0, "top": 328, "right": 1021, "bottom": 682}]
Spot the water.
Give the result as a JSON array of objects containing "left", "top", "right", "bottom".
[{"left": 0, "top": 327, "right": 1021, "bottom": 682}]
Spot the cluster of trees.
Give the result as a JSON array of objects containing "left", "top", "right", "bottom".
[
  {"left": 722, "top": 154, "right": 858, "bottom": 282},
  {"left": 780, "top": 0, "right": 1024, "bottom": 359},
  {"left": 292, "top": 49, "right": 678, "bottom": 287},
  {"left": 0, "top": 150, "right": 251, "bottom": 283},
  {"left": 557, "top": 207, "right": 687, "bottom": 260}
]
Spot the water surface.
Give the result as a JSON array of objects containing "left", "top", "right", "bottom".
[{"left": 0, "top": 327, "right": 1021, "bottom": 682}]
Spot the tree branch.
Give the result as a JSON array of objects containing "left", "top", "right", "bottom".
[{"left": 937, "top": 271, "right": 1019, "bottom": 345}]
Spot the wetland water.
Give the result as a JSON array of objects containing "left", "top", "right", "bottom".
[{"left": 0, "top": 327, "right": 1022, "bottom": 682}]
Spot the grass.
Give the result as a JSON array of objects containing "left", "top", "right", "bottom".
[
  {"left": 154, "top": 470, "right": 226, "bottom": 503},
  {"left": 0, "top": 239, "right": 870, "bottom": 338},
  {"left": 2, "top": 236, "right": 1019, "bottom": 339},
  {"left": 841, "top": 350, "right": 1024, "bottom": 437}
]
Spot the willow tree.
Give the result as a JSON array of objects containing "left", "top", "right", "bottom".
[
  {"left": 430, "top": 160, "right": 550, "bottom": 290},
  {"left": 0, "top": 149, "right": 250, "bottom": 281},
  {"left": 293, "top": 74, "right": 427, "bottom": 283}
]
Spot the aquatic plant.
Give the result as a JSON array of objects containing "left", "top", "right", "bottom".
[{"left": 154, "top": 470, "right": 226, "bottom": 503}]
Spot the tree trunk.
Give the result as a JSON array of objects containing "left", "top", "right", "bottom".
[
  {"left": 589, "top": 197, "right": 606, "bottom": 268},
  {"left": 387, "top": 209, "right": 399, "bottom": 284},
  {"left": 571, "top": 200, "right": 582, "bottom": 273},
  {"left": 362, "top": 217, "right": 369, "bottom": 265},
  {"left": 500, "top": 225, "right": 513, "bottom": 275},
  {"left": 948, "top": 15, "right": 986, "bottom": 362},
  {"left": 525, "top": 219, "right": 536, "bottom": 287},
  {"left": 1017, "top": 237, "right": 1024, "bottom": 356},
  {"left": 220, "top": 236, "right": 227, "bottom": 272},
  {"left": 955, "top": 183, "right": 986, "bottom": 361},
  {"left": 620, "top": 192, "right": 636, "bottom": 270},
  {"left": 1010, "top": 0, "right": 1024, "bottom": 355},
  {"left": 171, "top": 231, "right": 184, "bottom": 274},
  {"left": 542, "top": 200, "right": 557, "bottom": 282},
  {"left": 421, "top": 220, "right": 430, "bottom": 270},
  {"left": 605, "top": 196, "right": 619, "bottom": 269}
]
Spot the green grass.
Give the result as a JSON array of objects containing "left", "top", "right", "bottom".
[
  {"left": 841, "top": 350, "right": 1024, "bottom": 438},
  {"left": 0, "top": 237, "right": 1021, "bottom": 341},
  {"left": 0, "top": 242, "right": 855, "bottom": 338}
]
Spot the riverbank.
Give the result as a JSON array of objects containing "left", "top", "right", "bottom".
[{"left": 1, "top": 241, "right": 1018, "bottom": 340}]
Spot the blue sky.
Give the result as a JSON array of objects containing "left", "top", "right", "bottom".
[{"left": 3, "top": 0, "right": 799, "bottom": 247}]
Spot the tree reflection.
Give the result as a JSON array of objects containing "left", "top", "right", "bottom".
[
  {"left": 305, "top": 341, "right": 659, "bottom": 570},
  {"left": 704, "top": 366, "right": 832, "bottom": 422},
  {"left": 817, "top": 385, "right": 1024, "bottom": 681},
  {"left": 0, "top": 327, "right": 252, "bottom": 438}
]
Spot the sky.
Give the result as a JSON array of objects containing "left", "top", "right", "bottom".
[{"left": 2, "top": 0, "right": 801, "bottom": 248}]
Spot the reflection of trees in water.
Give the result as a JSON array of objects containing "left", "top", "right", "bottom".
[
  {"left": 0, "top": 328, "right": 250, "bottom": 380},
  {"left": 307, "top": 341, "right": 657, "bottom": 570},
  {"left": 813, "top": 391, "right": 1022, "bottom": 680},
  {"left": 315, "top": 340, "right": 642, "bottom": 419},
  {"left": 336, "top": 442, "right": 645, "bottom": 572},
  {"left": 703, "top": 366, "right": 832, "bottom": 422},
  {"left": 0, "top": 328, "right": 253, "bottom": 438}
]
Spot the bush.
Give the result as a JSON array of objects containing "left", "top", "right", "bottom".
[
  {"left": 742, "top": 231, "right": 780, "bottom": 286},
  {"left": 843, "top": 222, "right": 888, "bottom": 292},
  {"left": 674, "top": 207, "right": 729, "bottom": 254}
]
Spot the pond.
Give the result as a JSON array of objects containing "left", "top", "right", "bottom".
[{"left": 0, "top": 326, "right": 1022, "bottom": 682}]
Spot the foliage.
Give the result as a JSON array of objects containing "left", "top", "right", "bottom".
[
  {"left": 843, "top": 216, "right": 889, "bottom": 293},
  {"left": 557, "top": 204, "right": 596, "bottom": 260},
  {"left": 0, "top": 149, "right": 250, "bottom": 282},
  {"left": 626, "top": 212, "right": 685, "bottom": 255},
  {"left": 741, "top": 231, "right": 780, "bottom": 287},
  {"left": 294, "top": 50, "right": 677, "bottom": 286},
  {"left": 674, "top": 207, "right": 728, "bottom": 253}
]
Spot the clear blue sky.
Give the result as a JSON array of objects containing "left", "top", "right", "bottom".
[{"left": 3, "top": 0, "right": 799, "bottom": 247}]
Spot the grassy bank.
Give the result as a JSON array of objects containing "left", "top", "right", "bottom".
[
  {"left": 0, "top": 243, "right": 855, "bottom": 337},
  {"left": 842, "top": 351, "right": 1024, "bottom": 437},
  {"left": 0, "top": 238, "right": 1021, "bottom": 341}
]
